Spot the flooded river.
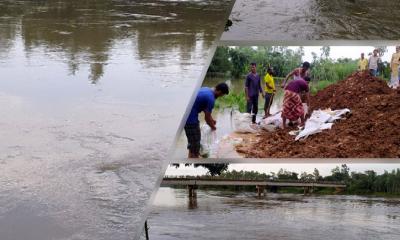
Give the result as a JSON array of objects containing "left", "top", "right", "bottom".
[
  {"left": 146, "top": 187, "right": 400, "bottom": 240},
  {"left": 222, "top": 0, "right": 400, "bottom": 41},
  {"left": 0, "top": 1, "right": 233, "bottom": 239}
]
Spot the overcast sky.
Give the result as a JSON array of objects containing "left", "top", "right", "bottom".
[
  {"left": 288, "top": 46, "right": 396, "bottom": 62},
  {"left": 165, "top": 164, "right": 400, "bottom": 177}
]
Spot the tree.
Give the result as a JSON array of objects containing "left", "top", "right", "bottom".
[
  {"left": 194, "top": 164, "right": 228, "bottom": 176},
  {"left": 313, "top": 168, "right": 321, "bottom": 181},
  {"left": 320, "top": 46, "right": 331, "bottom": 59}
]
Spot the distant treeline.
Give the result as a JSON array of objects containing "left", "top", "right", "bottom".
[
  {"left": 169, "top": 164, "right": 400, "bottom": 195},
  {"left": 207, "top": 46, "right": 391, "bottom": 82}
]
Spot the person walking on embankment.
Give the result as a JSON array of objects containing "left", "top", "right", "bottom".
[
  {"left": 281, "top": 77, "right": 311, "bottom": 129},
  {"left": 357, "top": 53, "right": 369, "bottom": 71},
  {"left": 263, "top": 67, "right": 276, "bottom": 118},
  {"left": 368, "top": 49, "right": 381, "bottom": 77},
  {"left": 245, "top": 62, "right": 264, "bottom": 124},
  {"left": 184, "top": 83, "right": 229, "bottom": 158},
  {"left": 281, "top": 61, "right": 311, "bottom": 88},
  {"left": 389, "top": 46, "right": 400, "bottom": 89}
]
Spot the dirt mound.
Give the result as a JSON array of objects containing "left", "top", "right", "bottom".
[{"left": 236, "top": 72, "right": 400, "bottom": 158}]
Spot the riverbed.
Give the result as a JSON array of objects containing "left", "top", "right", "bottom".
[
  {"left": 0, "top": 1, "right": 232, "bottom": 239},
  {"left": 145, "top": 187, "right": 400, "bottom": 240},
  {"left": 222, "top": 0, "right": 400, "bottom": 41}
]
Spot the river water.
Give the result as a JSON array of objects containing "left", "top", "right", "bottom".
[
  {"left": 0, "top": 1, "right": 233, "bottom": 239},
  {"left": 222, "top": 0, "right": 400, "bottom": 41},
  {"left": 146, "top": 187, "right": 400, "bottom": 240}
]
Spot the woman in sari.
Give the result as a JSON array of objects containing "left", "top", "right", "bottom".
[{"left": 282, "top": 77, "right": 310, "bottom": 129}]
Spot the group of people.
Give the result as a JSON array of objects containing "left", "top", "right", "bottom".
[
  {"left": 244, "top": 62, "right": 311, "bottom": 129},
  {"left": 358, "top": 46, "right": 400, "bottom": 88},
  {"left": 184, "top": 62, "right": 312, "bottom": 158}
]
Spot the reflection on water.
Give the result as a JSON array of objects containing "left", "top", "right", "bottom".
[
  {"left": 0, "top": 0, "right": 232, "bottom": 239},
  {"left": 147, "top": 187, "right": 400, "bottom": 240},
  {"left": 222, "top": 0, "right": 400, "bottom": 41}
]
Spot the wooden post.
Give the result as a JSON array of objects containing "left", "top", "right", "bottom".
[
  {"left": 144, "top": 220, "right": 149, "bottom": 240},
  {"left": 188, "top": 185, "right": 197, "bottom": 198},
  {"left": 256, "top": 185, "right": 265, "bottom": 197}
]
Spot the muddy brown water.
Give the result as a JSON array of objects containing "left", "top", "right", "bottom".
[
  {"left": 145, "top": 187, "right": 400, "bottom": 240},
  {"left": 222, "top": 0, "right": 400, "bottom": 41},
  {"left": 0, "top": 0, "right": 233, "bottom": 239}
]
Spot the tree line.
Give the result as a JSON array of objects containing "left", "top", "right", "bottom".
[
  {"left": 170, "top": 164, "right": 400, "bottom": 195},
  {"left": 207, "top": 46, "right": 392, "bottom": 83}
]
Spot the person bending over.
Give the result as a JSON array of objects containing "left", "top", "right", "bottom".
[
  {"left": 282, "top": 78, "right": 310, "bottom": 129},
  {"left": 184, "top": 83, "right": 229, "bottom": 158}
]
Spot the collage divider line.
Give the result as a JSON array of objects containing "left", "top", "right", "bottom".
[
  {"left": 169, "top": 158, "right": 400, "bottom": 164},
  {"left": 133, "top": 0, "right": 238, "bottom": 239},
  {"left": 218, "top": 40, "right": 400, "bottom": 47}
]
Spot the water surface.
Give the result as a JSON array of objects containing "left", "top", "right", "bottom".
[
  {"left": 0, "top": 1, "right": 233, "bottom": 239},
  {"left": 222, "top": 0, "right": 400, "bottom": 41},
  {"left": 147, "top": 187, "right": 400, "bottom": 240}
]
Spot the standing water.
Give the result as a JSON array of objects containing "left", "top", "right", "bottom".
[
  {"left": 222, "top": 0, "right": 400, "bottom": 41},
  {"left": 0, "top": 1, "right": 233, "bottom": 239},
  {"left": 147, "top": 187, "right": 400, "bottom": 240}
]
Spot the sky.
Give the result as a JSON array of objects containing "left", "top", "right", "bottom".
[
  {"left": 289, "top": 46, "right": 396, "bottom": 62},
  {"left": 165, "top": 164, "right": 400, "bottom": 177}
]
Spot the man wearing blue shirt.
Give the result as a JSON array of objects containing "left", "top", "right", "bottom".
[{"left": 185, "top": 83, "right": 229, "bottom": 158}]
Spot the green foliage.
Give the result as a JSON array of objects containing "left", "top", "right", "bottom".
[
  {"left": 207, "top": 46, "right": 232, "bottom": 75},
  {"left": 207, "top": 46, "right": 367, "bottom": 95},
  {"left": 215, "top": 91, "right": 247, "bottom": 112}
]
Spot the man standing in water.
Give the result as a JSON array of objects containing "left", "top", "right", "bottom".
[
  {"left": 368, "top": 49, "right": 380, "bottom": 77},
  {"left": 263, "top": 67, "right": 276, "bottom": 118},
  {"left": 245, "top": 62, "right": 264, "bottom": 124},
  {"left": 184, "top": 83, "right": 229, "bottom": 158},
  {"left": 358, "top": 53, "right": 368, "bottom": 71}
]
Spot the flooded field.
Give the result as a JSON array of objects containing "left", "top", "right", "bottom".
[
  {"left": 146, "top": 187, "right": 400, "bottom": 240},
  {"left": 222, "top": 0, "right": 400, "bottom": 41},
  {"left": 0, "top": 0, "right": 232, "bottom": 239}
]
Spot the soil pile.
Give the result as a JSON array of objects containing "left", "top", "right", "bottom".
[{"left": 236, "top": 72, "right": 400, "bottom": 158}]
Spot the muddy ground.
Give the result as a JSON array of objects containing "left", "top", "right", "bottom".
[{"left": 236, "top": 72, "right": 400, "bottom": 158}]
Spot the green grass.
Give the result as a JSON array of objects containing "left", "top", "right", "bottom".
[
  {"left": 310, "top": 80, "right": 336, "bottom": 95},
  {"left": 215, "top": 91, "right": 247, "bottom": 112}
]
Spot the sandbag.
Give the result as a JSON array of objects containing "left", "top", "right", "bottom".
[
  {"left": 295, "top": 108, "right": 350, "bottom": 140},
  {"left": 232, "top": 111, "right": 258, "bottom": 133},
  {"left": 199, "top": 124, "right": 216, "bottom": 157},
  {"left": 260, "top": 112, "right": 282, "bottom": 132}
]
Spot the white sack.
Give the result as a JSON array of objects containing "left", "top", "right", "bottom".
[
  {"left": 232, "top": 111, "right": 258, "bottom": 133},
  {"left": 260, "top": 112, "right": 282, "bottom": 132},
  {"left": 295, "top": 108, "right": 350, "bottom": 141},
  {"left": 200, "top": 124, "right": 216, "bottom": 157}
]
